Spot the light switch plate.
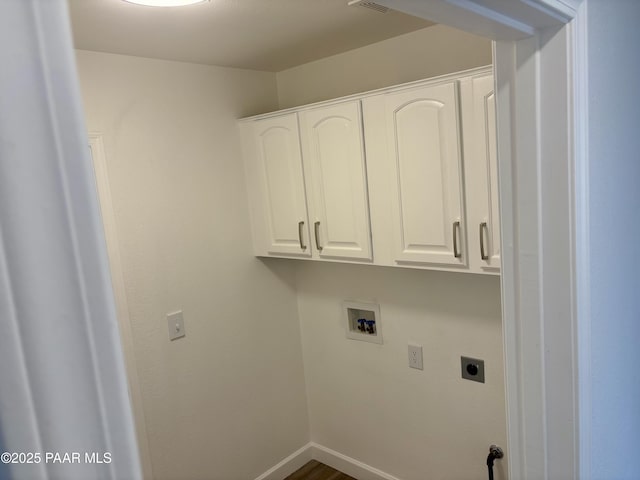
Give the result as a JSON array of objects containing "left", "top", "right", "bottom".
[{"left": 167, "top": 311, "right": 185, "bottom": 341}]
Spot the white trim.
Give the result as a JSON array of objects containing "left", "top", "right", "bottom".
[
  {"left": 0, "top": 1, "right": 141, "bottom": 478},
  {"left": 254, "top": 443, "right": 401, "bottom": 480},
  {"left": 448, "top": 0, "right": 537, "bottom": 35},
  {"left": 492, "top": 39, "right": 525, "bottom": 479},
  {"left": 89, "top": 134, "right": 154, "bottom": 480},
  {"left": 0, "top": 196, "right": 48, "bottom": 480},
  {"left": 495, "top": 34, "right": 557, "bottom": 479},
  {"left": 310, "top": 443, "right": 401, "bottom": 480},
  {"left": 571, "top": 2, "right": 591, "bottom": 478},
  {"left": 253, "top": 444, "right": 313, "bottom": 480},
  {"left": 519, "top": 0, "right": 578, "bottom": 22},
  {"left": 376, "top": 0, "right": 578, "bottom": 40},
  {"left": 495, "top": 24, "right": 581, "bottom": 479}
]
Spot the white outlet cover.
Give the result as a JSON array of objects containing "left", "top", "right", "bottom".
[
  {"left": 408, "top": 344, "right": 423, "bottom": 370},
  {"left": 167, "top": 311, "right": 186, "bottom": 341}
]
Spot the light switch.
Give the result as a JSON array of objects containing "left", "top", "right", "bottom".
[{"left": 167, "top": 311, "right": 186, "bottom": 341}]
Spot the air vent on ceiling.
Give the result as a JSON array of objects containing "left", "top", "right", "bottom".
[{"left": 347, "top": 0, "right": 390, "bottom": 14}]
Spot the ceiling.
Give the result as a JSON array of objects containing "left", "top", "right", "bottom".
[{"left": 67, "top": 0, "right": 434, "bottom": 72}]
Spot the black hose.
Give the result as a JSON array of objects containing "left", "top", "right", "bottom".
[
  {"left": 487, "top": 452, "right": 495, "bottom": 480},
  {"left": 486, "top": 445, "right": 503, "bottom": 480}
]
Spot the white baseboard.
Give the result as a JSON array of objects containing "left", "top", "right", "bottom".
[
  {"left": 254, "top": 443, "right": 313, "bottom": 480},
  {"left": 310, "top": 443, "right": 401, "bottom": 480},
  {"left": 254, "top": 442, "right": 399, "bottom": 480}
]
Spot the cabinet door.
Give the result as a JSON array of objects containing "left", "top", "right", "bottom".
[
  {"left": 245, "top": 113, "right": 311, "bottom": 257},
  {"left": 299, "top": 101, "right": 372, "bottom": 261},
  {"left": 383, "top": 81, "right": 466, "bottom": 267},
  {"left": 461, "top": 75, "right": 500, "bottom": 272}
]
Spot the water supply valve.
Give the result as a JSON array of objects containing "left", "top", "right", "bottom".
[
  {"left": 365, "top": 320, "right": 376, "bottom": 334},
  {"left": 357, "top": 318, "right": 367, "bottom": 332},
  {"left": 486, "top": 444, "right": 504, "bottom": 480}
]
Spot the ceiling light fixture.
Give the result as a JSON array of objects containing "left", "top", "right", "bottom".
[{"left": 122, "top": 0, "right": 208, "bottom": 7}]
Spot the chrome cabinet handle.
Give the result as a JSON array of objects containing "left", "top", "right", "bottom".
[
  {"left": 314, "top": 221, "right": 323, "bottom": 251},
  {"left": 453, "top": 221, "right": 462, "bottom": 258},
  {"left": 298, "top": 221, "right": 307, "bottom": 251},
  {"left": 479, "top": 222, "right": 489, "bottom": 260}
]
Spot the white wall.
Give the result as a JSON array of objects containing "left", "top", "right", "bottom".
[
  {"left": 278, "top": 27, "right": 506, "bottom": 479},
  {"left": 75, "top": 50, "right": 309, "bottom": 480},
  {"left": 74, "top": 23, "right": 500, "bottom": 479},
  {"left": 276, "top": 24, "right": 492, "bottom": 108},
  {"left": 296, "top": 264, "right": 506, "bottom": 480},
  {"left": 587, "top": 1, "right": 640, "bottom": 477}
]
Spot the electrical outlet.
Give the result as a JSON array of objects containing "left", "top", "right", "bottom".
[{"left": 408, "top": 344, "right": 423, "bottom": 370}]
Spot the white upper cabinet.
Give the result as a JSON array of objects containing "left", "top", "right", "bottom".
[
  {"left": 460, "top": 74, "right": 501, "bottom": 273},
  {"left": 299, "top": 101, "right": 372, "bottom": 261},
  {"left": 239, "top": 66, "right": 499, "bottom": 274},
  {"left": 239, "top": 113, "right": 311, "bottom": 257},
  {"left": 366, "top": 81, "right": 466, "bottom": 268}
]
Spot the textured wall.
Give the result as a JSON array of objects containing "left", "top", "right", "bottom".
[
  {"left": 277, "top": 25, "right": 506, "bottom": 479},
  {"left": 587, "top": 0, "right": 640, "bottom": 477},
  {"left": 276, "top": 24, "right": 492, "bottom": 108},
  {"left": 76, "top": 50, "right": 309, "bottom": 480},
  {"left": 74, "top": 21, "right": 501, "bottom": 480},
  {"left": 295, "top": 263, "right": 507, "bottom": 480}
]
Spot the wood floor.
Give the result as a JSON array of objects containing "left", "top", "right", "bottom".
[{"left": 284, "top": 460, "right": 356, "bottom": 480}]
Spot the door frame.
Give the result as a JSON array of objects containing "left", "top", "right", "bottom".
[
  {"left": 0, "top": 1, "right": 589, "bottom": 479},
  {"left": 90, "top": 134, "right": 154, "bottom": 480},
  {"left": 0, "top": 2, "right": 142, "bottom": 478},
  {"left": 375, "top": 1, "right": 589, "bottom": 478}
]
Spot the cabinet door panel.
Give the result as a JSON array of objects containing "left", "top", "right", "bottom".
[
  {"left": 300, "top": 101, "right": 372, "bottom": 261},
  {"left": 462, "top": 74, "right": 500, "bottom": 272},
  {"left": 253, "top": 114, "right": 311, "bottom": 257},
  {"left": 484, "top": 84, "right": 501, "bottom": 268},
  {"left": 384, "top": 82, "right": 465, "bottom": 267}
]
